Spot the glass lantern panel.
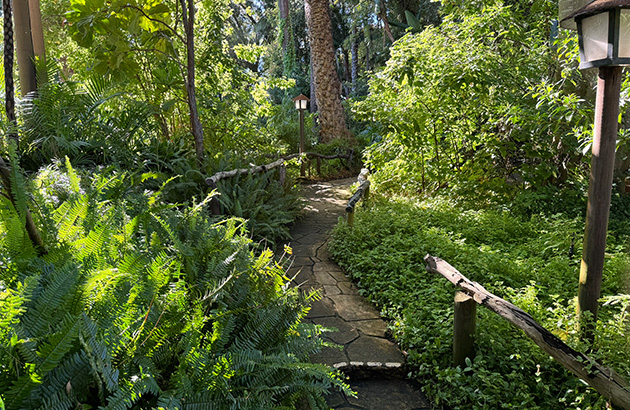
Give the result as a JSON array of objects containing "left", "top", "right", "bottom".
[
  {"left": 294, "top": 100, "right": 300, "bottom": 110},
  {"left": 300, "top": 100, "right": 308, "bottom": 110},
  {"left": 619, "top": 9, "right": 630, "bottom": 58},
  {"left": 581, "top": 12, "right": 610, "bottom": 63}
]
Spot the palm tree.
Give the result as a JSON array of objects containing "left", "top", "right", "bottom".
[{"left": 305, "top": 0, "right": 349, "bottom": 142}]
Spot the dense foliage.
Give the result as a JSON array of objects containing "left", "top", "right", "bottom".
[
  {"left": 329, "top": 194, "right": 630, "bottom": 408},
  {"left": 353, "top": 2, "right": 604, "bottom": 199},
  {"left": 0, "top": 158, "right": 349, "bottom": 409}
]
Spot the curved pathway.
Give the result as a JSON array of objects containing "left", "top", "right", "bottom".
[{"left": 286, "top": 178, "right": 431, "bottom": 410}]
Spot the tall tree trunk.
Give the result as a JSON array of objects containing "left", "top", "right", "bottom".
[
  {"left": 28, "top": 0, "right": 46, "bottom": 82},
  {"left": 4, "top": 0, "right": 17, "bottom": 138},
  {"left": 351, "top": 26, "right": 358, "bottom": 95},
  {"left": 305, "top": 1, "right": 318, "bottom": 114},
  {"left": 2, "top": 0, "right": 46, "bottom": 255},
  {"left": 180, "top": 0, "right": 205, "bottom": 168},
  {"left": 305, "top": 0, "right": 349, "bottom": 142},
  {"left": 13, "top": 0, "right": 37, "bottom": 96},
  {"left": 364, "top": 24, "right": 371, "bottom": 71},
  {"left": 278, "top": 0, "right": 295, "bottom": 75}
]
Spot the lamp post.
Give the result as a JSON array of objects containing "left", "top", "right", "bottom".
[
  {"left": 292, "top": 94, "right": 310, "bottom": 177},
  {"left": 561, "top": 0, "right": 630, "bottom": 339}
]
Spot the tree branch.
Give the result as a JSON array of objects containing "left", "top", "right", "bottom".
[{"left": 120, "top": 4, "right": 186, "bottom": 44}]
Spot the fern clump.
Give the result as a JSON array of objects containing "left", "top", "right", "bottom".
[{"left": 0, "top": 163, "right": 348, "bottom": 409}]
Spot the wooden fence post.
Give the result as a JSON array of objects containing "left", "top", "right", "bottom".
[
  {"left": 207, "top": 179, "right": 222, "bottom": 216},
  {"left": 453, "top": 290, "right": 476, "bottom": 367},
  {"left": 316, "top": 156, "right": 321, "bottom": 175},
  {"left": 279, "top": 164, "right": 286, "bottom": 186}
]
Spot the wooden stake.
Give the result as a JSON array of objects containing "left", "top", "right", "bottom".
[{"left": 453, "top": 290, "right": 476, "bottom": 367}]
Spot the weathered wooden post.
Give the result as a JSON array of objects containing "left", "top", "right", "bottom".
[
  {"left": 347, "top": 209, "right": 354, "bottom": 227},
  {"left": 453, "top": 290, "right": 476, "bottom": 367},
  {"left": 316, "top": 156, "right": 321, "bottom": 175},
  {"left": 346, "top": 169, "right": 370, "bottom": 228},
  {"left": 207, "top": 179, "right": 222, "bottom": 216},
  {"left": 279, "top": 163, "right": 286, "bottom": 186},
  {"left": 560, "top": 1, "right": 630, "bottom": 340}
]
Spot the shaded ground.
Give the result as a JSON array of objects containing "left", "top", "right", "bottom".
[{"left": 286, "top": 178, "right": 431, "bottom": 410}]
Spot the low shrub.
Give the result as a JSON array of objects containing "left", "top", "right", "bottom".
[{"left": 329, "top": 195, "right": 630, "bottom": 409}]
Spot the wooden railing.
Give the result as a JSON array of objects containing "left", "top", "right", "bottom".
[
  {"left": 205, "top": 149, "right": 354, "bottom": 216},
  {"left": 345, "top": 169, "right": 370, "bottom": 227},
  {"left": 424, "top": 254, "right": 630, "bottom": 409}
]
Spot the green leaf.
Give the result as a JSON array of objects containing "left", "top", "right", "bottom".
[{"left": 405, "top": 11, "right": 423, "bottom": 33}]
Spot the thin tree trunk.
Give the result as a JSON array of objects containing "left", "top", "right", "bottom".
[
  {"left": 377, "top": 0, "right": 395, "bottom": 43},
  {"left": 364, "top": 24, "right": 371, "bottom": 71},
  {"left": 180, "top": 0, "right": 205, "bottom": 168},
  {"left": 279, "top": 0, "right": 290, "bottom": 50},
  {"left": 351, "top": 26, "right": 358, "bottom": 95},
  {"left": 13, "top": 0, "right": 37, "bottom": 96},
  {"left": 4, "top": 0, "right": 17, "bottom": 139}
]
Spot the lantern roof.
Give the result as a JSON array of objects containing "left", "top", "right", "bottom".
[
  {"left": 291, "top": 94, "right": 310, "bottom": 102},
  {"left": 568, "top": 0, "right": 630, "bottom": 21}
]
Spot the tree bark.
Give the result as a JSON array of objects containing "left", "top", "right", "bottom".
[
  {"left": 13, "top": 0, "right": 37, "bottom": 96},
  {"left": 351, "top": 26, "right": 358, "bottom": 95},
  {"left": 28, "top": 0, "right": 45, "bottom": 82},
  {"left": 305, "top": 0, "right": 349, "bottom": 142},
  {"left": 4, "top": 0, "right": 17, "bottom": 139},
  {"left": 305, "top": 0, "right": 318, "bottom": 114},
  {"left": 180, "top": 0, "right": 205, "bottom": 168},
  {"left": 425, "top": 254, "right": 630, "bottom": 410},
  {"left": 278, "top": 0, "right": 295, "bottom": 75}
]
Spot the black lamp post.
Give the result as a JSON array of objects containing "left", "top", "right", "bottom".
[
  {"left": 561, "top": 0, "right": 630, "bottom": 338},
  {"left": 292, "top": 94, "right": 310, "bottom": 177}
]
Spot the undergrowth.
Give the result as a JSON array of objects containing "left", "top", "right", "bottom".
[
  {"left": 0, "top": 158, "right": 350, "bottom": 409},
  {"left": 329, "top": 195, "right": 630, "bottom": 409}
]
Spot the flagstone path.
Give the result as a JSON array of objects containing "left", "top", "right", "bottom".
[{"left": 286, "top": 178, "right": 432, "bottom": 410}]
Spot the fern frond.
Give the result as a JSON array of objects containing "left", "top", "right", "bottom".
[
  {"left": 5, "top": 146, "right": 28, "bottom": 226},
  {"left": 64, "top": 156, "right": 81, "bottom": 194},
  {"left": 54, "top": 196, "right": 88, "bottom": 242}
]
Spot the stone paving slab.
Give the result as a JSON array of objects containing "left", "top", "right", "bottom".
[{"left": 285, "top": 178, "right": 432, "bottom": 409}]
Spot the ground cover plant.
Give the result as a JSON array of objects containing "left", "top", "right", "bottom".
[
  {"left": 329, "top": 194, "right": 630, "bottom": 409},
  {"left": 0, "top": 158, "right": 350, "bottom": 409}
]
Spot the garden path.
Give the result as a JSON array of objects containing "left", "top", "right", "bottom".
[{"left": 286, "top": 178, "right": 432, "bottom": 410}]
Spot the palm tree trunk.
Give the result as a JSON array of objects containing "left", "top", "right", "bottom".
[
  {"left": 4, "top": 0, "right": 17, "bottom": 135},
  {"left": 305, "top": 0, "right": 348, "bottom": 142}
]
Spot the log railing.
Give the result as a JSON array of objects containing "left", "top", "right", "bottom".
[
  {"left": 205, "top": 149, "right": 354, "bottom": 216},
  {"left": 424, "top": 254, "right": 630, "bottom": 410},
  {"left": 346, "top": 169, "right": 370, "bottom": 227}
]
